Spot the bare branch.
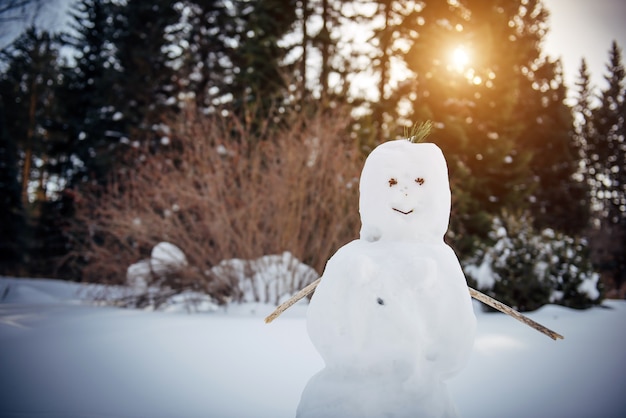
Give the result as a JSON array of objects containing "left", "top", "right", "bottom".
[
  {"left": 264, "top": 278, "right": 321, "bottom": 323},
  {"left": 265, "top": 280, "right": 564, "bottom": 341},
  {"left": 0, "top": 0, "right": 38, "bottom": 24},
  {"left": 468, "top": 287, "right": 564, "bottom": 340}
]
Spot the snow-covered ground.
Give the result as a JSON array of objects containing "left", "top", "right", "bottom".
[{"left": 1, "top": 277, "right": 625, "bottom": 418}]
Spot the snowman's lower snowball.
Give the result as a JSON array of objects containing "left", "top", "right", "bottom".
[{"left": 296, "top": 240, "right": 476, "bottom": 418}]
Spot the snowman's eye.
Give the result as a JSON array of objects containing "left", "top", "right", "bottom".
[
  {"left": 376, "top": 297, "right": 385, "bottom": 306},
  {"left": 415, "top": 177, "right": 425, "bottom": 185},
  {"left": 389, "top": 178, "right": 398, "bottom": 187}
]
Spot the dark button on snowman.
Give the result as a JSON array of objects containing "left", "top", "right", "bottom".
[{"left": 297, "top": 132, "right": 477, "bottom": 418}]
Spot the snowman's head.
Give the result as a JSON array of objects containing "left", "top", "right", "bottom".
[{"left": 359, "top": 140, "right": 451, "bottom": 243}]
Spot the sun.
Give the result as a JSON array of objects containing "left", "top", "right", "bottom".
[
  {"left": 447, "top": 45, "right": 484, "bottom": 85},
  {"left": 450, "top": 46, "right": 470, "bottom": 72}
]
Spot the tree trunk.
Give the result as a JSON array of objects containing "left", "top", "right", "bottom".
[
  {"left": 21, "top": 74, "right": 37, "bottom": 209},
  {"left": 300, "top": 0, "right": 309, "bottom": 106}
]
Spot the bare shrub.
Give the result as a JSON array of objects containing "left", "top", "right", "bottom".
[{"left": 68, "top": 105, "right": 362, "bottom": 304}]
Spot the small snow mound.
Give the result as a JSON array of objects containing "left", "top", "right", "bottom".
[
  {"left": 151, "top": 242, "right": 187, "bottom": 276},
  {"left": 127, "top": 259, "right": 151, "bottom": 291}
]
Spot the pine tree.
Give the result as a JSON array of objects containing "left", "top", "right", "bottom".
[
  {"left": 521, "top": 58, "right": 590, "bottom": 236},
  {"left": 0, "top": 96, "right": 26, "bottom": 274},
  {"left": 226, "top": 0, "right": 298, "bottom": 124},
  {"left": 110, "top": 0, "right": 179, "bottom": 155},
  {"left": 0, "top": 27, "right": 69, "bottom": 274},
  {"left": 367, "top": 0, "right": 427, "bottom": 142},
  {"left": 311, "top": 0, "right": 350, "bottom": 108},
  {"left": 0, "top": 28, "right": 65, "bottom": 205},
  {"left": 62, "top": 0, "right": 181, "bottom": 182},
  {"left": 592, "top": 42, "right": 625, "bottom": 226},
  {"left": 573, "top": 58, "right": 595, "bottom": 213},
  {"left": 588, "top": 41, "right": 626, "bottom": 290},
  {"left": 165, "top": 0, "right": 236, "bottom": 111},
  {"left": 62, "top": 0, "right": 120, "bottom": 185},
  {"left": 155, "top": 0, "right": 300, "bottom": 126},
  {"left": 307, "top": 0, "right": 367, "bottom": 112}
]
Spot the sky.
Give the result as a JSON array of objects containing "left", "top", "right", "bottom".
[
  {"left": 1, "top": 0, "right": 625, "bottom": 99},
  {"left": 542, "top": 0, "right": 626, "bottom": 94}
]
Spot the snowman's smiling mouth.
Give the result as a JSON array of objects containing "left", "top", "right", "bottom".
[{"left": 392, "top": 208, "right": 413, "bottom": 215}]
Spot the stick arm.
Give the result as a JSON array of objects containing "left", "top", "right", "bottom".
[
  {"left": 265, "top": 279, "right": 564, "bottom": 341},
  {"left": 264, "top": 278, "right": 321, "bottom": 324},
  {"left": 468, "top": 287, "right": 563, "bottom": 340}
]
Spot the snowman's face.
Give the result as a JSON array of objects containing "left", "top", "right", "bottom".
[
  {"left": 385, "top": 165, "right": 429, "bottom": 218},
  {"left": 359, "top": 140, "right": 451, "bottom": 242}
]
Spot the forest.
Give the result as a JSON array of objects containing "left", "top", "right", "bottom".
[{"left": 0, "top": 0, "right": 624, "bottom": 310}]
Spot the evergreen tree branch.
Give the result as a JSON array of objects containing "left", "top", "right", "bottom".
[{"left": 405, "top": 120, "right": 432, "bottom": 143}]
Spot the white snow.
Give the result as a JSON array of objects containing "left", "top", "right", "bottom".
[
  {"left": 577, "top": 274, "right": 600, "bottom": 300},
  {"left": 464, "top": 253, "right": 496, "bottom": 289},
  {"left": 1, "top": 277, "right": 625, "bottom": 418}
]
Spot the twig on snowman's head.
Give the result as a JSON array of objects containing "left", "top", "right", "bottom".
[
  {"left": 405, "top": 121, "right": 433, "bottom": 144},
  {"left": 265, "top": 280, "right": 564, "bottom": 341}
]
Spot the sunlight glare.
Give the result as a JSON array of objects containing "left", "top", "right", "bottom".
[{"left": 451, "top": 46, "right": 470, "bottom": 72}]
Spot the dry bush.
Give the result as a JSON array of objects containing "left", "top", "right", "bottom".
[{"left": 69, "top": 105, "right": 363, "bottom": 304}]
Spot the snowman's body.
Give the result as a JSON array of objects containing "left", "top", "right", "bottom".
[{"left": 297, "top": 140, "right": 476, "bottom": 418}]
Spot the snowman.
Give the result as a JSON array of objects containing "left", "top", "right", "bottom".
[{"left": 296, "top": 137, "right": 477, "bottom": 418}]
